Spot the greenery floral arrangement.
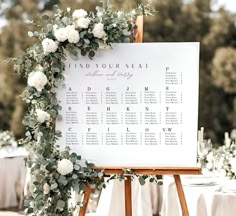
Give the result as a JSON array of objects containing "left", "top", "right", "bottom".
[
  {"left": 214, "top": 135, "right": 236, "bottom": 179},
  {"left": 197, "top": 127, "right": 215, "bottom": 170},
  {"left": 0, "top": 130, "right": 17, "bottom": 148},
  {"left": 13, "top": 1, "right": 155, "bottom": 215},
  {"left": 198, "top": 130, "right": 236, "bottom": 179}
]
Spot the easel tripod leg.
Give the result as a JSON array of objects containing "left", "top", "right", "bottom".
[
  {"left": 79, "top": 186, "right": 92, "bottom": 216},
  {"left": 125, "top": 176, "right": 132, "bottom": 216},
  {"left": 174, "top": 175, "right": 189, "bottom": 216}
]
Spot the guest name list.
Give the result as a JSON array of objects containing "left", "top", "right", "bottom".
[{"left": 56, "top": 43, "right": 199, "bottom": 166}]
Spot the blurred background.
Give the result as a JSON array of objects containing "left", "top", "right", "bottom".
[
  {"left": 0, "top": 0, "right": 236, "bottom": 214},
  {"left": 0, "top": 0, "right": 236, "bottom": 145}
]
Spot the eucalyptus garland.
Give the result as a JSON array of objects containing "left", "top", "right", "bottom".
[{"left": 14, "top": 2, "right": 155, "bottom": 215}]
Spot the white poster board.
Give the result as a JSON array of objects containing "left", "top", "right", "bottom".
[{"left": 56, "top": 43, "right": 199, "bottom": 167}]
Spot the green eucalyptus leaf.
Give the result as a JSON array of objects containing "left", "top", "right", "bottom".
[
  {"left": 70, "top": 152, "right": 77, "bottom": 158},
  {"left": 72, "top": 174, "right": 78, "bottom": 179},
  {"left": 84, "top": 39, "right": 90, "bottom": 44},
  {"left": 56, "top": 200, "right": 65, "bottom": 211},
  {"left": 138, "top": 176, "right": 146, "bottom": 186},
  {"left": 74, "top": 164, "right": 81, "bottom": 171},
  {"left": 42, "top": 15, "right": 49, "bottom": 20},
  {"left": 89, "top": 50, "right": 95, "bottom": 58},
  {"left": 123, "top": 37, "right": 131, "bottom": 43},
  {"left": 51, "top": 183, "right": 58, "bottom": 190},
  {"left": 81, "top": 49, "right": 87, "bottom": 56}
]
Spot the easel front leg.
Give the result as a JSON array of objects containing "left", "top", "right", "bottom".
[
  {"left": 173, "top": 175, "right": 189, "bottom": 216},
  {"left": 79, "top": 186, "right": 92, "bottom": 216},
  {"left": 125, "top": 176, "right": 132, "bottom": 216}
]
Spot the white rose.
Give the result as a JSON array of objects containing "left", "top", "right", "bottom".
[
  {"left": 92, "top": 23, "right": 107, "bottom": 39},
  {"left": 42, "top": 38, "right": 58, "bottom": 53},
  {"left": 27, "top": 70, "right": 48, "bottom": 92},
  {"left": 36, "top": 109, "right": 50, "bottom": 123},
  {"left": 57, "top": 159, "right": 74, "bottom": 176},
  {"left": 43, "top": 183, "right": 50, "bottom": 195},
  {"left": 54, "top": 27, "right": 68, "bottom": 42},
  {"left": 66, "top": 25, "right": 80, "bottom": 43},
  {"left": 76, "top": 17, "right": 90, "bottom": 29},
  {"left": 72, "top": 9, "right": 88, "bottom": 19}
]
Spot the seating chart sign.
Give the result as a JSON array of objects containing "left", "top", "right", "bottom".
[{"left": 56, "top": 43, "right": 199, "bottom": 167}]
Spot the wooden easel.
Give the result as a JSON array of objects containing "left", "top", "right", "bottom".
[{"left": 78, "top": 16, "right": 201, "bottom": 216}]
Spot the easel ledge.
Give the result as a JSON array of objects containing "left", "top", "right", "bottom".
[{"left": 94, "top": 166, "right": 201, "bottom": 175}]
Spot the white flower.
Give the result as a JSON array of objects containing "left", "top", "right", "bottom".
[
  {"left": 97, "top": 11, "right": 103, "bottom": 17},
  {"left": 76, "top": 17, "right": 90, "bottom": 29},
  {"left": 66, "top": 25, "right": 80, "bottom": 43},
  {"left": 27, "top": 70, "right": 47, "bottom": 92},
  {"left": 92, "top": 23, "right": 107, "bottom": 39},
  {"left": 54, "top": 27, "right": 68, "bottom": 42},
  {"left": 95, "top": 6, "right": 103, "bottom": 17},
  {"left": 117, "top": 11, "right": 123, "bottom": 17},
  {"left": 42, "top": 38, "right": 58, "bottom": 53},
  {"left": 98, "top": 41, "right": 110, "bottom": 50},
  {"left": 65, "top": 25, "right": 75, "bottom": 32},
  {"left": 206, "top": 151, "right": 213, "bottom": 162},
  {"left": 43, "top": 183, "right": 50, "bottom": 195},
  {"left": 206, "top": 162, "right": 213, "bottom": 170},
  {"left": 36, "top": 109, "right": 50, "bottom": 123},
  {"left": 72, "top": 9, "right": 88, "bottom": 19},
  {"left": 53, "top": 24, "right": 59, "bottom": 31},
  {"left": 57, "top": 159, "right": 74, "bottom": 176}
]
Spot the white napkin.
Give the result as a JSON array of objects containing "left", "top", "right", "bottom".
[
  {"left": 222, "top": 180, "right": 236, "bottom": 192},
  {"left": 181, "top": 174, "right": 218, "bottom": 186}
]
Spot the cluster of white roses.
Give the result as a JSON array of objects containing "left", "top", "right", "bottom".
[
  {"left": 199, "top": 131, "right": 236, "bottom": 179},
  {"left": 41, "top": 9, "right": 107, "bottom": 54},
  {"left": 219, "top": 134, "right": 236, "bottom": 178},
  {"left": 27, "top": 65, "right": 51, "bottom": 124},
  {"left": 54, "top": 25, "right": 80, "bottom": 44},
  {"left": 72, "top": 9, "right": 90, "bottom": 29}
]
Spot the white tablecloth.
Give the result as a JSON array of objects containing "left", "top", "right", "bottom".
[
  {"left": 0, "top": 156, "right": 27, "bottom": 209},
  {"left": 162, "top": 176, "right": 236, "bottom": 216},
  {"left": 95, "top": 178, "right": 160, "bottom": 216}
]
